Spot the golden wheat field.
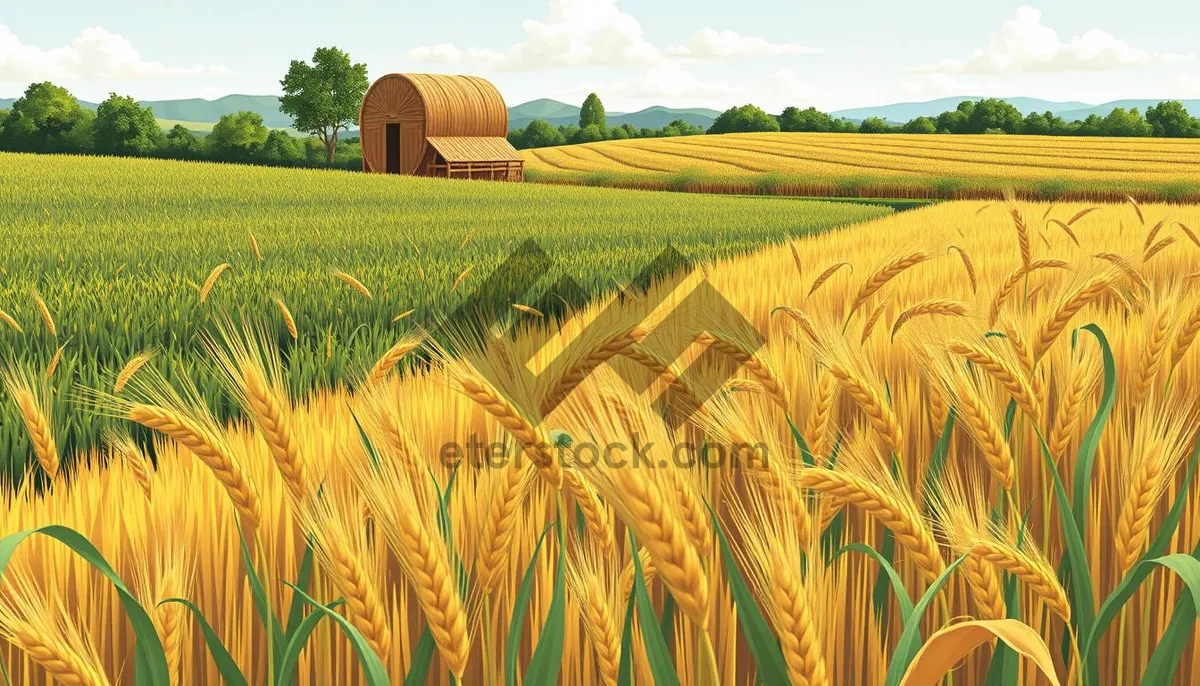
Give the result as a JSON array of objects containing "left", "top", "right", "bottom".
[
  {"left": 522, "top": 133, "right": 1200, "bottom": 202},
  {"left": 5, "top": 197, "right": 1200, "bottom": 685}
]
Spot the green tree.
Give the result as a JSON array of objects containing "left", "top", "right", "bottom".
[
  {"left": 0, "top": 81, "right": 94, "bottom": 153},
  {"left": 94, "top": 94, "right": 163, "bottom": 156},
  {"left": 162, "top": 125, "right": 203, "bottom": 159},
  {"left": 662, "top": 119, "right": 704, "bottom": 137},
  {"left": 778, "top": 106, "right": 835, "bottom": 133},
  {"left": 579, "top": 93, "right": 607, "bottom": 131},
  {"left": 0, "top": 110, "right": 9, "bottom": 134},
  {"left": 936, "top": 101, "right": 975, "bottom": 134},
  {"left": 208, "top": 111, "right": 269, "bottom": 162},
  {"left": 521, "top": 120, "right": 567, "bottom": 149},
  {"left": 1146, "top": 101, "right": 1200, "bottom": 138},
  {"left": 1022, "top": 111, "right": 1051, "bottom": 136},
  {"left": 900, "top": 116, "right": 936, "bottom": 134},
  {"left": 708, "top": 104, "right": 780, "bottom": 134},
  {"left": 571, "top": 124, "right": 606, "bottom": 144},
  {"left": 965, "top": 98, "right": 1023, "bottom": 134},
  {"left": 1100, "top": 107, "right": 1151, "bottom": 137},
  {"left": 280, "top": 46, "right": 369, "bottom": 166},
  {"left": 858, "top": 117, "right": 891, "bottom": 134},
  {"left": 261, "top": 129, "right": 303, "bottom": 165}
]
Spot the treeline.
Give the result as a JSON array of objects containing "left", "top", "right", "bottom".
[
  {"left": 709, "top": 98, "right": 1200, "bottom": 137},
  {"left": 508, "top": 93, "right": 705, "bottom": 149},
  {"left": 0, "top": 81, "right": 361, "bottom": 169}
]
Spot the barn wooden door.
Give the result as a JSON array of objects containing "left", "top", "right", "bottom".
[{"left": 385, "top": 124, "right": 401, "bottom": 174}]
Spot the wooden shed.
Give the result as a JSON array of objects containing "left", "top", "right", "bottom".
[{"left": 359, "top": 73, "right": 524, "bottom": 181}]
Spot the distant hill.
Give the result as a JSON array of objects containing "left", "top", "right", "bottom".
[
  {"left": 507, "top": 100, "right": 720, "bottom": 131},
  {"left": 831, "top": 97, "right": 1091, "bottom": 123}
]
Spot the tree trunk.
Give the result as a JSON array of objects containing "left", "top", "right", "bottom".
[{"left": 326, "top": 133, "right": 336, "bottom": 167}]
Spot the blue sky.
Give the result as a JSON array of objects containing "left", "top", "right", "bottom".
[{"left": 2, "top": 1, "right": 1198, "bottom": 111}]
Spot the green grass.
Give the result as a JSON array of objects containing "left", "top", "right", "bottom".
[
  {"left": 524, "top": 167, "right": 1200, "bottom": 204},
  {"left": 0, "top": 152, "right": 891, "bottom": 473}
]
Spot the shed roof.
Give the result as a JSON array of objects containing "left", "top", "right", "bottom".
[{"left": 427, "top": 137, "right": 523, "bottom": 163}]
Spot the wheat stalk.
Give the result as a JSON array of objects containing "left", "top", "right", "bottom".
[
  {"left": 3, "top": 372, "right": 59, "bottom": 479},
  {"left": 4, "top": 621, "right": 110, "bottom": 686},
  {"left": 808, "top": 261, "right": 852, "bottom": 297},
  {"left": 1033, "top": 274, "right": 1115, "bottom": 361},
  {"left": 566, "top": 548, "right": 622, "bottom": 685},
  {"left": 129, "top": 404, "right": 261, "bottom": 529},
  {"left": 0, "top": 309, "right": 22, "bottom": 333},
  {"left": 31, "top": 288, "right": 57, "bottom": 337},
  {"left": 248, "top": 232, "right": 262, "bottom": 261},
  {"left": 198, "top": 264, "right": 231, "bottom": 304},
  {"left": 1093, "top": 253, "right": 1149, "bottom": 294},
  {"left": 827, "top": 363, "right": 904, "bottom": 456},
  {"left": 563, "top": 469, "right": 616, "bottom": 556},
  {"left": 952, "top": 377, "right": 1014, "bottom": 489},
  {"left": 891, "top": 299, "right": 969, "bottom": 339},
  {"left": 366, "top": 337, "right": 421, "bottom": 386},
  {"left": 458, "top": 374, "right": 563, "bottom": 488},
  {"left": 1046, "top": 219, "right": 1080, "bottom": 246},
  {"left": 333, "top": 269, "right": 373, "bottom": 298},
  {"left": 541, "top": 326, "right": 646, "bottom": 414},
  {"left": 1132, "top": 304, "right": 1173, "bottom": 406},
  {"left": 45, "top": 345, "right": 64, "bottom": 380},
  {"left": 1010, "top": 209, "right": 1032, "bottom": 268},
  {"left": 947, "top": 245, "right": 978, "bottom": 293},
  {"left": 970, "top": 541, "right": 1070, "bottom": 622},
  {"left": 848, "top": 251, "right": 928, "bottom": 319},
  {"left": 114, "top": 350, "right": 156, "bottom": 394},
  {"left": 798, "top": 468, "right": 944, "bottom": 581},
  {"left": 773, "top": 306, "right": 821, "bottom": 345},
  {"left": 948, "top": 341, "right": 1040, "bottom": 418},
  {"left": 1144, "top": 236, "right": 1176, "bottom": 264},
  {"left": 392, "top": 308, "right": 416, "bottom": 323},
  {"left": 274, "top": 298, "right": 298, "bottom": 340}
]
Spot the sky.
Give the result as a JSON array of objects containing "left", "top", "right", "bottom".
[{"left": 2, "top": 1, "right": 1199, "bottom": 112}]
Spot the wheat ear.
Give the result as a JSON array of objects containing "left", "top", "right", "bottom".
[
  {"left": 947, "top": 245, "right": 978, "bottom": 293},
  {"left": 808, "top": 262, "right": 852, "bottom": 297},
  {"left": 989, "top": 259, "right": 1070, "bottom": 325},
  {"left": 333, "top": 269, "right": 373, "bottom": 298},
  {"left": 805, "top": 371, "right": 838, "bottom": 461},
  {"left": 970, "top": 541, "right": 1070, "bottom": 622},
  {"left": 274, "top": 298, "right": 298, "bottom": 340},
  {"left": 1048, "top": 358, "right": 1093, "bottom": 461},
  {"left": 458, "top": 374, "right": 562, "bottom": 488},
  {"left": 5, "top": 621, "right": 110, "bottom": 686},
  {"left": 1033, "top": 274, "right": 1115, "bottom": 360},
  {"left": 10, "top": 385, "right": 59, "bottom": 479},
  {"left": 1115, "top": 442, "right": 1169, "bottom": 573},
  {"left": 770, "top": 547, "right": 829, "bottom": 686},
  {"left": 31, "top": 288, "right": 57, "bottom": 337},
  {"left": 541, "top": 326, "right": 645, "bottom": 414},
  {"left": 948, "top": 342, "right": 1040, "bottom": 418},
  {"left": 1132, "top": 304, "right": 1172, "bottom": 406},
  {"left": 564, "top": 469, "right": 616, "bottom": 556},
  {"left": 242, "top": 365, "right": 309, "bottom": 501},
  {"left": 847, "top": 251, "right": 929, "bottom": 320},
  {"left": 827, "top": 363, "right": 904, "bottom": 456},
  {"left": 114, "top": 350, "right": 156, "bottom": 394},
  {"left": 129, "top": 405, "right": 261, "bottom": 529},
  {"left": 0, "top": 309, "right": 22, "bottom": 333},
  {"left": 891, "top": 299, "right": 969, "bottom": 339},
  {"left": 324, "top": 535, "right": 393, "bottom": 660},
  {"left": 963, "top": 555, "right": 1006, "bottom": 620},
  {"left": 1170, "top": 300, "right": 1200, "bottom": 370},
  {"left": 476, "top": 461, "right": 532, "bottom": 593},
  {"left": 701, "top": 332, "right": 789, "bottom": 410},
  {"left": 798, "top": 468, "right": 944, "bottom": 581},
  {"left": 953, "top": 378, "right": 1014, "bottom": 489},
  {"left": 198, "top": 264, "right": 231, "bottom": 304},
  {"left": 366, "top": 338, "right": 421, "bottom": 386}
]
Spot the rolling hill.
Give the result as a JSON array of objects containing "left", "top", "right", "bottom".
[{"left": 830, "top": 97, "right": 1200, "bottom": 124}]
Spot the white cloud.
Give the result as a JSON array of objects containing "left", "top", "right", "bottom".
[
  {"left": 666, "top": 29, "right": 822, "bottom": 60},
  {"left": 0, "top": 25, "right": 231, "bottom": 82},
  {"left": 406, "top": 0, "right": 820, "bottom": 71},
  {"left": 917, "top": 6, "right": 1193, "bottom": 75}
]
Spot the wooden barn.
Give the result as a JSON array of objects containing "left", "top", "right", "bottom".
[{"left": 358, "top": 73, "right": 524, "bottom": 181}]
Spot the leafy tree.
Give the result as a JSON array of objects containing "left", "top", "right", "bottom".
[
  {"left": 662, "top": 119, "right": 704, "bottom": 137},
  {"left": 162, "top": 125, "right": 204, "bottom": 159},
  {"left": 608, "top": 125, "right": 629, "bottom": 140},
  {"left": 506, "top": 127, "right": 527, "bottom": 148},
  {"left": 579, "top": 93, "right": 607, "bottom": 131},
  {"left": 94, "top": 94, "right": 162, "bottom": 156},
  {"left": 261, "top": 130, "right": 303, "bottom": 165},
  {"left": 1022, "top": 111, "right": 1051, "bottom": 136},
  {"left": 571, "top": 124, "right": 606, "bottom": 144},
  {"left": 936, "top": 102, "right": 974, "bottom": 134},
  {"left": 858, "top": 117, "right": 891, "bottom": 134},
  {"left": 1146, "top": 101, "right": 1200, "bottom": 138},
  {"left": 708, "top": 104, "right": 780, "bottom": 134},
  {"left": 0, "top": 81, "right": 94, "bottom": 153},
  {"left": 521, "top": 120, "right": 567, "bottom": 149},
  {"left": 901, "top": 116, "right": 936, "bottom": 134},
  {"left": 1100, "top": 107, "right": 1151, "bottom": 137},
  {"left": 639, "top": 127, "right": 657, "bottom": 138},
  {"left": 280, "top": 46, "right": 369, "bottom": 166},
  {"left": 778, "top": 106, "right": 835, "bottom": 133},
  {"left": 965, "top": 98, "right": 1023, "bottom": 134},
  {"left": 208, "top": 111, "right": 269, "bottom": 162},
  {"left": 0, "top": 110, "right": 9, "bottom": 133}
]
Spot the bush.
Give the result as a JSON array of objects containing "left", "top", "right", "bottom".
[{"left": 708, "top": 105, "right": 780, "bottom": 134}]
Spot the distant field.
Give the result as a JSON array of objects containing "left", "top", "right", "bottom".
[
  {"left": 0, "top": 152, "right": 888, "bottom": 470},
  {"left": 522, "top": 132, "right": 1200, "bottom": 202},
  {"left": 155, "top": 118, "right": 301, "bottom": 136}
]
